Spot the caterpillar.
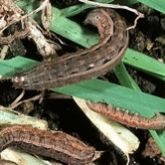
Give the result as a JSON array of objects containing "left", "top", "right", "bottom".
[{"left": 87, "top": 102, "right": 165, "bottom": 130}]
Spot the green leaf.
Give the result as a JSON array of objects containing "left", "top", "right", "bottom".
[
  {"left": 0, "top": 57, "right": 38, "bottom": 77},
  {"left": 136, "top": 0, "right": 165, "bottom": 13},
  {"left": 123, "top": 49, "right": 165, "bottom": 81},
  {"left": 114, "top": 62, "right": 141, "bottom": 90}
]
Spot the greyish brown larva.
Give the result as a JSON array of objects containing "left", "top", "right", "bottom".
[
  {"left": 12, "top": 8, "right": 129, "bottom": 90},
  {"left": 87, "top": 102, "right": 165, "bottom": 130},
  {"left": 0, "top": 125, "right": 101, "bottom": 165}
]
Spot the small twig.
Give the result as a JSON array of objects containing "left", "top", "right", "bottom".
[
  {"left": 10, "top": 94, "right": 42, "bottom": 109},
  {"left": 22, "top": 0, "right": 50, "bottom": 19},
  {"left": 79, "top": 0, "right": 144, "bottom": 30},
  {"left": 0, "top": 90, "right": 41, "bottom": 110},
  {"left": 79, "top": 0, "right": 141, "bottom": 15},
  {"left": 10, "top": 90, "right": 25, "bottom": 107},
  {"left": 0, "top": 45, "right": 9, "bottom": 59},
  {"left": 28, "top": 21, "right": 59, "bottom": 57},
  {"left": 127, "top": 13, "right": 142, "bottom": 31},
  {"left": 126, "top": 154, "right": 130, "bottom": 165},
  {"left": 41, "top": 0, "right": 52, "bottom": 30}
]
